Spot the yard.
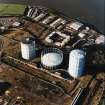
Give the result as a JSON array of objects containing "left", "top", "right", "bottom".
[{"left": 0, "top": 3, "right": 26, "bottom": 15}]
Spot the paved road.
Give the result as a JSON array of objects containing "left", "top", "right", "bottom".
[{"left": 0, "top": 0, "right": 104, "bottom": 34}]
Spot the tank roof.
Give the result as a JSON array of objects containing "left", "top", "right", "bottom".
[
  {"left": 41, "top": 52, "right": 63, "bottom": 67},
  {"left": 21, "top": 37, "right": 35, "bottom": 44}
]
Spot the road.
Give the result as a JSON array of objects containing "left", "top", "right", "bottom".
[{"left": 0, "top": 0, "right": 105, "bottom": 34}]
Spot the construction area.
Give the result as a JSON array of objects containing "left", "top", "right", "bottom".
[{"left": 0, "top": 4, "right": 105, "bottom": 105}]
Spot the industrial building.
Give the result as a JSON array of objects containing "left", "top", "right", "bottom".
[{"left": 0, "top": 4, "right": 105, "bottom": 105}]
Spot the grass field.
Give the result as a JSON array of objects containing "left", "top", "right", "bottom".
[{"left": 0, "top": 4, "right": 26, "bottom": 15}]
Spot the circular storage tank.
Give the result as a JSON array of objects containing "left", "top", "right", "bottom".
[
  {"left": 68, "top": 49, "right": 86, "bottom": 78},
  {"left": 41, "top": 48, "right": 63, "bottom": 70},
  {"left": 21, "top": 37, "right": 36, "bottom": 60}
]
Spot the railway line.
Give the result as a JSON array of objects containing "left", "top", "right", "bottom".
[
  {"left": 1, "top": 55, "right": 78, "bottom": 94},
  {"left": 82, "top": 79, "right": 101, "bottom": 105},
  {"left": 1, "top": 55, "right": 104, "bottom": 105}
]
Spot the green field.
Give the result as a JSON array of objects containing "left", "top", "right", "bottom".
[{"left": 0, "top": 4, "right": 26, "bottom": 15}]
